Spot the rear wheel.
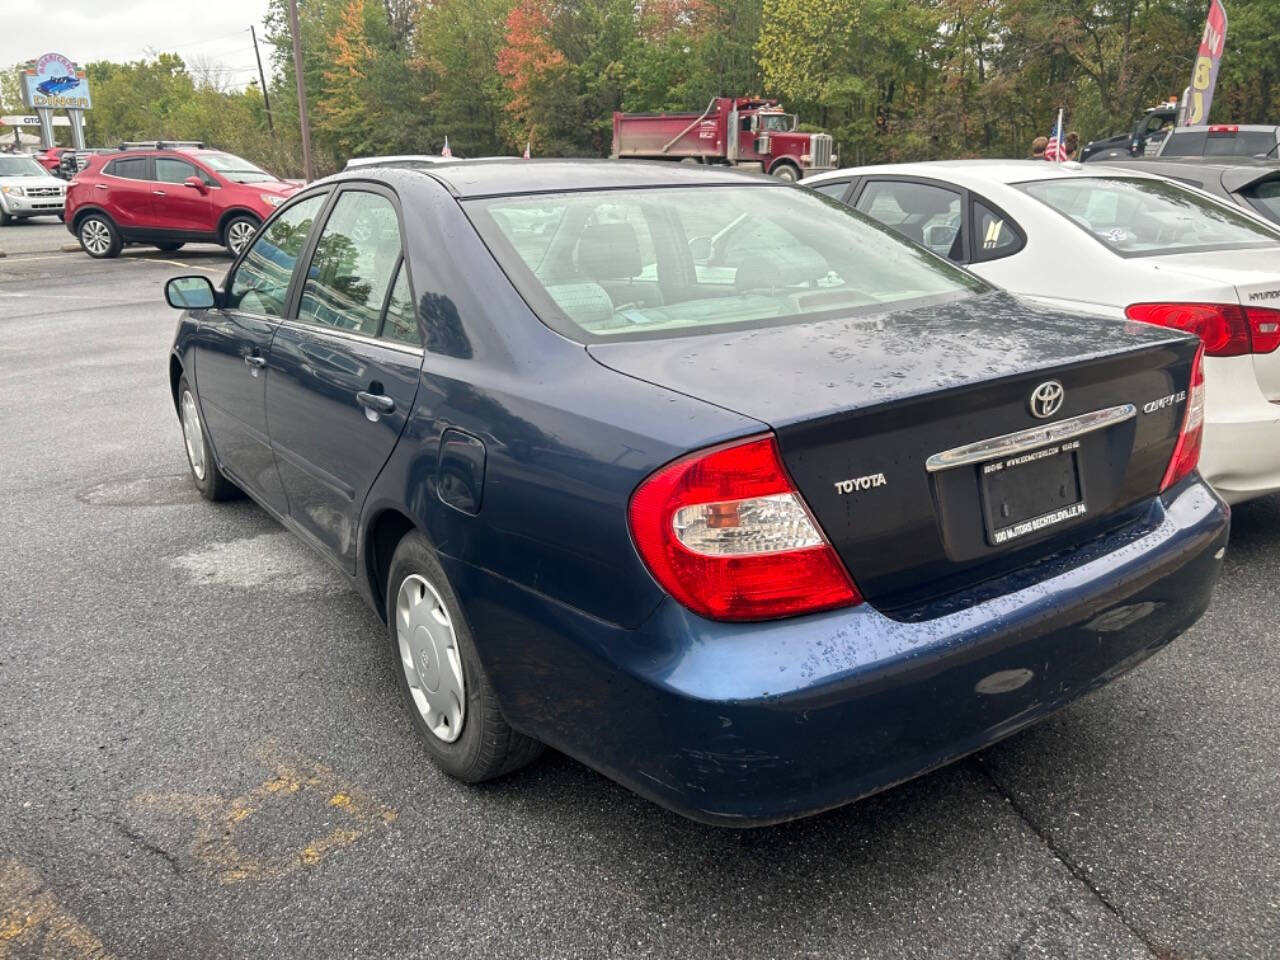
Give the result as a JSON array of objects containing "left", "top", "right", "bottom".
[
  {"left": 386, "top": 531, "right": 543, "bottom": 782},
  {"left": 177, "top": 376, "right": 240, "bottom": 501},
  {"left": 222, "top": 216, "right": 258, "bottom": 257},
  {"left": 78, "top": 214, "right": 122, "bottom": 258},
  {"left": 771, "top": 162, "right": 800, "bottom": 182},
  {"left": 154, "top": 241, "right": 185, "bottom": 252}
]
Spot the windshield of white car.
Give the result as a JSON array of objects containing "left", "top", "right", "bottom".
[
  {"left": 1020, "top": 176, "right": 1280, "bottom": 257},
  {"left": 199, "top": 152, "right": 275, "bottom": 183},
  {"left": 0, "top": 157, "right": 48, "bottom": 177},
  {"left": 465, "top": 184, "right": 988, "bottom": 343}
]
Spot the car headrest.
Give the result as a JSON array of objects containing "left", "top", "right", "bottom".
[
  {"left": 893, "top": 186, "right": 953, "bottom": 217},
  {"left": 576, "top": 222, "right": 643, "bottom": 281}
]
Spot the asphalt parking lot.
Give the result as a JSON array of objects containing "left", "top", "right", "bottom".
[{"left": 1, "top": 237, "right": 1277, "bottom": 960}]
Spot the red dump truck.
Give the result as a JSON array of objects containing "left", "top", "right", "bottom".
[{"left": 611, "top": 97, "right": 836, "bottom": 181}]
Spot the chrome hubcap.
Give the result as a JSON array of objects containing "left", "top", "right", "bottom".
[
  {"left": 180, "top": 389, "right": 206, "bottom": 481},
  {"left": 396, "top": 574, "right": 465, "bottom": 743},
  {"left": 81, "top": 219, "right": 110, "bottom": 255},
  {"left": 227, "top": 221, "right": 254, "bottom": 254}
]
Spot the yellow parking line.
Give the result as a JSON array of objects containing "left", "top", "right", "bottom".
[
  {"left": 131, "top": 741, "right": 397, "bottom": 885},
  {"left": 0, "top": 859, "right": 115, "bottom": 959}
]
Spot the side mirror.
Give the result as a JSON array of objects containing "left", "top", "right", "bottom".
[
  {"left": 688, "top": 235, "right": 713, "bottom": 262},
  {"left": 165, "top": 275, "right": 219, "bottom": 310},
  {"left": 183, "top": 176, "right": 207, "bottom": 193}
]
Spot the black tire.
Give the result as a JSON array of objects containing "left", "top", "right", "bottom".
[
  {"left": 771, "top": 162, "right": 800, "bottom": 182},
  {"left": 0, "top": 208, "right": 10, "bottom": 226},
  {"left": 176, "top": 375, "right": 240, "bottom": 501},
  {"left": 77, "top": 213, "right": 122, "bottom": 259},
  {"left": 222, "top": 215, "right": 259, "bottom": 257},
  {"left": 386, "top": 531, "right": 543, "bottom": 782},
  {"left": 57, "top": 212, "right": 66, "bottom": 222},
  {"left": 154, "top": 241, "right": 185, "bottom": 252}
]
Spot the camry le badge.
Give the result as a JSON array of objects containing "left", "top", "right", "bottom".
[{"left": 1029, "top": 381, "right": 1065, "bottom": 419}]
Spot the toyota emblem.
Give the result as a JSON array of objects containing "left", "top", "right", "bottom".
[{"left": 1029, "top": 381, "right": 1065, "bottom": 419}]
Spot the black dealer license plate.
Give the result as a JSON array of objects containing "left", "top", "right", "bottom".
[{"left": 980, "top": 440, "right": 1086, "bottom": 546}]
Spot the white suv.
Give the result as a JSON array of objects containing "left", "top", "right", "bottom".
[{"left": 0, "top": 154, "right": 66, "bottom": 224}]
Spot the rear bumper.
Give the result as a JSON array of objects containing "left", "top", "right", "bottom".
[
  {"left": 1201, "top": 358, "right": 1280, "bottom": 504},
  {"left": 451, "top": 479, "right": 1228, "bottom": 826}
]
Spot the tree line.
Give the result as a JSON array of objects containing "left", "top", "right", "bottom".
[{"left": 10, "top": 0, "right": 1280, "bottom": 177}]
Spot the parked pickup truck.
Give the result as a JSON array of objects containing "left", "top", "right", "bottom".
[{"left": 611, "top": 97, "right": 835, "bottom": 181}]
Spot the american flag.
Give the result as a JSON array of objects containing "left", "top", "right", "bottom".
[
  {"left": 1044, "top": 108, "right": 1066, "bottom": 161},
  {"left": 441, "top": 136, "right": 453, "bottom": 159}
]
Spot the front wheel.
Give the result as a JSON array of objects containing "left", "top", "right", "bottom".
[
  {"left": 771, "top": 163, "right": 800, "bottom": 182},
  {"left": 78, "top": 214, "right": 122, "bottom": 258},
  {"left": 177, "top": 376, "right": 240, "bottom": 501},
  {"left": 222, "top": 216, "right": 258, "bottom": 257},
  {"left": 387, "top": 531, "right": 543, "bottom": 782}
]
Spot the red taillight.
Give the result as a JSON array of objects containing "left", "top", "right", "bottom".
[
  {"left": 628, "top": 434, "right": 861, "bottom": 621},
  {"left": 1161, "top": 345, "right": 1206, "bottom": 492},
  {"left": 1208, "top": 124, "right": 1239, "bottom": 133},
  {"left": 1125, "top": 302, "right": 1280, "bottom": 356}
]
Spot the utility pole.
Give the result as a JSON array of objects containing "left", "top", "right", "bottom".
[
  {"left": 287, "top": 0, "right": 314, "bottom": 182},
  {"left": 250, "top": 25, "right": 275, "bottom": 137}
]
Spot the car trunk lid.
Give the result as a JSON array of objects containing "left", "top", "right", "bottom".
[{"left": 590, "top": 291, "right": 1201, "bottom": 610}]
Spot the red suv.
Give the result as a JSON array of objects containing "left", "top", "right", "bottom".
[{"left": 65, "top": 145, "right": 298, "bottom": 259}]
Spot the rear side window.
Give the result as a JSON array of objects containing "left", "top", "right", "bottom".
[
  {"left": 380, "top": 263, "right": 420, "bottom": 345},
  {"left": 855, "top": 180, "right": 963, "bottom": 261},
  {"left": 1020, "top": 176, "right": 1280, "bottom": 257},
  {"left": 1244, "top": 179, "right": 1280, "bottom": 225},
  {"left": 227, "top": 193, "right": 326, "bottom": 315},
  {"left": 297, "top": 191, "right": 402, "bottom": 336},
  {"left": 105, "top": 156, "right": 148, "bottom": 180},
  {"left": 971, "top": 200, "right": 1023, "bottom": 261}
]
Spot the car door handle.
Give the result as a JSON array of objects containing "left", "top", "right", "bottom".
[
  {"left": 244, "top": 355, "right": 267, "bottom": 370},
  {"left": 152, "top": 189, "right": 166, "bottom": 196},
  {"left": 94, "top": 183, "right": 108, "bottom": 190},
  {"left": 356, "top": 391, "right": 395, "bottom": 415}
]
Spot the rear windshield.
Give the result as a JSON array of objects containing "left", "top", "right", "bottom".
[
  {"left": 464, "top": 185, "right": 986, "bottom": 342},
  {"left": 1019, "top": 176, "right": 1280, "bottom": 257},
  {"left": 1163, "top": 129, "right": 1278, "bottom": 158},
  {"left": 1245, "top": 179, "right": 1280, "bottom": 225}
]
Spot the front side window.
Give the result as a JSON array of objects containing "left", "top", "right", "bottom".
[
  {"left": 227, "top": 193, "right": 326, "bottom": 315},
  {"left": 811, "top": 180, "right": 850, "bottom": 200},
  {"left": 1020, "top": 176, "right": 1280, "bottom": 257},
  {"left": 759, "top": 113, "right": 797, "bottom": 133},
  {"left": 297, "top": 191, "right": 402, "bottom": 336},
  {"left": 465, "top": 184, "right": 985, "bottom": 342},
  {"left": 855, "top": 180, "right": 963, "bottom": 260},
  {"left": 154, "top": 157, "right": 198, "bottom": 184},
  {"left": 105, "top": 156, "right": 148, "bottom": 180}
]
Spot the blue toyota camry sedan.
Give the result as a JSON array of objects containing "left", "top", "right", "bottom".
[{"left": 164, "top": 160, "right": 1228, "bottom": 826}]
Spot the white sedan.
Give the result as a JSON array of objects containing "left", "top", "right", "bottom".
[{"left": 806, "top": 160, "right": 1280, "bottom": 504}]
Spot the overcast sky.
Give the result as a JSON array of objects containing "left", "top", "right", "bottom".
[{"left": 0, "top": 0, "right": 275, "bottom": 90}]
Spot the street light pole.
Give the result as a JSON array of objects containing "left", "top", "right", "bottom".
[
  {"left": 287, "top": 0, "right": 314, "bottom": 182},
  {"left": 250, "top": 25, "right": 275, "bottom": 137}
]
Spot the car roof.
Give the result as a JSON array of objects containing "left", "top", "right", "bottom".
[
  {"left": 377, "top": 158, "right": 772, "bottom": 198},
  {"left": 804, "top": 159, "right": 1165, "bottom": 188},
  {"left": 345, "top": 155, "right": 447, "bottom": 168}
]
